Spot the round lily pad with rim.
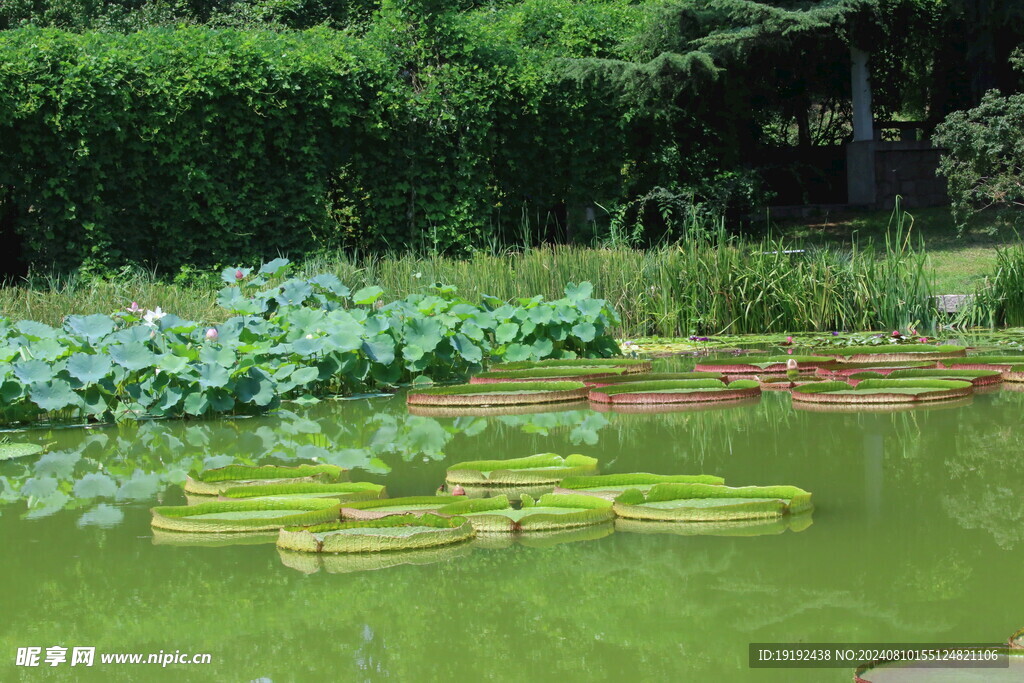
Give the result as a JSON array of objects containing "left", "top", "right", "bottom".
[
  {"left": 0, "top": 442, "right": 45, "bottom": 461},
  {"left": 554, "top": 473, "right": 726, "bottom": 500},
  {"left": 590, "top": 396, "right": 761, "bottom": 415},
  {"left": 278, "top": 539, "right": 474, "bottom": 574},
  {"left": 469, "top": 367, "right": 632, "bottom": 385},
  {"left": 445, "top": 452, "right": 598, "bottom": 486},
  {"left": 406, "top": 381, "right": 589, "bottom": 407},
  {"left": 219, "top": 481, "right": 386, "bottom": 503},
  {"left": 821, "top": 344, "right": 967, "bottom": 363},
  {"left": 453, "top": 493, "right": 615, "bottom": 533},
  {"left": 151, "top": 529, "right": 280, "bottom": 548},
  {"left": 847, "top": 368, "right": 1002, "bottom": 387},
  {"left": 489, "top": 358, "right": 652, "bottom": 373},
  {"left": 791, "top": 378, "right": 974, "bottom": 405},
  {"left": 588, "top": 379, "right": 761, "bottom": 405},
  {"left": 756, "top": 374, "right": 828, "bottom": 390},
  {"left": 407, "top": 400, "right": 589, "bottom": 418},
  {"left": 183, "top": 463, "right": 347, "bottom": 496},
  {"left": 614, "top": 512, "right": 813, "bottom": 537},
  {"left": 586, "top": 371, "right": 724, "bottom": 387},
  {"left": 693, "top": 355, "right": 834, "bottom": 374},
  {"left": 815, "top": 360, "right": 937, "bottom": 378},
  {"left": 471, "top": 521, "right": 615, "bottom": 549},
  {"left": 276, "top": 513, "right": 474, "bottom": 553},
  {"left": 338, "top": 495, "right": 498, "bottom": 520},
  {"left": 150, "top": 498, "right": 341, "bottom": 533},
  {"left": 940, "top": 356, "right": 1024, "bottom": 382},
  {"left": 612, "top": 482, "right": 813, "bottom": 522}
]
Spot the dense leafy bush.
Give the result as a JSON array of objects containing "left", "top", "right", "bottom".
[{"left": 0, "top": 259, "right": 620, "bottom": 425}]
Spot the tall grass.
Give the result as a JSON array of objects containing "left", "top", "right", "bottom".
[
  {"left": 0, "top": 210, "right": 940, "bottom": 335},
  {"left": 955, "top": 242, "right": 1024, "bottom": 328}
]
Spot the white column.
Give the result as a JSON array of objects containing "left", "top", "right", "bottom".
[{"left": 851, "top": 47, "right": 874, "bottom": 142}]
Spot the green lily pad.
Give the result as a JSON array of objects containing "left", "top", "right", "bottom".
[{"left": 0, "top": 442, "right": 45, "bottom": 461}]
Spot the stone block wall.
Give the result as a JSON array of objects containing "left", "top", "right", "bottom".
[{"left": 873, "top": 141, "right": 948, "bottom": 209}]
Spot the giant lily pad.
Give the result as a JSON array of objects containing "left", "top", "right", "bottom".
[
  {"left": 693, "top": 355, "right": 833, "bottom": 374},
  {"left": 184, "top": 464, "right": 347, "bottom": 496},
  {"left": 822, "top": 344, "right": 967, "bottom": 363},
  {"left": 490, "top": 358, "right": 651, "bottom": 373},
  {"left": 847, "top": 368, "right": 1002, "bottom": 387},
  {"left": 338, "top": 495, "right": 501, "bottom": 520},
  {"left": 220, "top": 481, "right": 385, "bottom": 503},
  {"left": 446, "top": 453, "right": 598, "bottom": 486},
  {"left": 940, "top": 355, "right": 1024, "bottom": 382},
  {"left": 469, "top": 367, "right": 632, "bottom": 384},
  {"left": 406, "top": 381, "right": 589, "bottom": 407},
  {"left": 151, "top": 529, "right": 280, "bottom": 548},
  {"left": 452, "top": 493, "right": 614, "bottom": 533},
  {"left": 613, "top": 483, "right": 812, "bottom": 522},
  {"left": 555, "top": 473, "right": 726, "bottom": 500},
  {"left": 278, "top": 539, "right": 474, "bottom": 574},
  {"left": 615, "top": 512, "right": 813, "bottom": 537},
  {"left": 586, "top": 371, "right": 723, "bottom": 387},
  {"left": 276, "top": 513, "right": 474, "bottom": 553},
  {"left": 791, "top": 379, "right": 974, "bottom": 405},
  {"left": 588, "top": 379, "right": 760, "bottom": 405},
  {"left": 407, "top": 400, "right": 589, "bottom": 418},
  {"left": 151, "top": 498, "right": 341, "bottom": 533},
  {"left": 0, "top": 442, "right": 45, "bottom": 461},
  {"left": 815, "top": 360, "right": 937, "bottom": 378},
  {"left": 472, "top": 521, "right": 615, "bottom": 549}
]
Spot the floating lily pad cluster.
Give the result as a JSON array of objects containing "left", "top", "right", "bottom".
[
  {"left": 0, "top": 260, "right": 620, "bottom": 426},
  {"left": 149, "top": 457, "right": 813, "bottom": 572},
  {"left": 413, "top": 358, "right": 763, "bottom": 410}
]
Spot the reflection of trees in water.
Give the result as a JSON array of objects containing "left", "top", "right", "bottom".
[
  {"left": 0, "top": 404, "right": 609, "bottom": 520},
  {"left": 944, "top": 391, "right": 1024, "bottom": 549}
]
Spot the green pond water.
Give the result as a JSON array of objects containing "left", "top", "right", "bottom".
[{"left": 2, "top": 361, "right": 1023, "bottom": 682}]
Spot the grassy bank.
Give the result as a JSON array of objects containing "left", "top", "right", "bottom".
[{"left": 0, "top": 233, "right": 939, "bottom": 336}]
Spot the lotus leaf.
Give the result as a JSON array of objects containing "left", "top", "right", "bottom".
[
  {"left": 0, "top": 442, "right": 44, "bottom": 461},
  {"left": 151, "top": 498, "right": 341, "bottom": 533},
  {"left": 613, "top": 483, "right": 812, "bottom": 522},
  {"left": 66, "top": 353, "right": 113, "bottom": 384},
  {"left": 276, "top": 513, "right": 474, "bottom": 553},
  {"left": 446, "top": 452, "right": 598, "bottom": 486}
]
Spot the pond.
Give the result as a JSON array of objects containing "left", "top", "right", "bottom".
[{"left": 2, "top": 358, "right": 1022, "bottom": 681}]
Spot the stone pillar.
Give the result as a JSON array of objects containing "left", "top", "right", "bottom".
[{"left": 847, "top": 46, "right": 876, "bottom": 205}]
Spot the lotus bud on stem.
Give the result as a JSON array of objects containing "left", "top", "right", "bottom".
[
  {"left": 786, "top": 358, "right": 799, "bottom": 381},
  {"left": 451, "top": 485, "right": 466, "bottom": 496}
]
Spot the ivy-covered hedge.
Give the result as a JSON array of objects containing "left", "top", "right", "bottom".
[{"left": 0, "top": 259, "right": 620, "bottom": 425}]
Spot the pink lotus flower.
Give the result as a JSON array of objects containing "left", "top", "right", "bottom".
[
  {"left": 892, "top": 330, "right": 901, "bottom": 338},
  {"left": 235, "top": 269, "right": 244, "bottom": 281},
  {"left": 451, "top": 485, "right": 466, "bottom": 496},
  {"left": 919, "top": 337, "right": 928, "bottom": 343},
  {"left": 127, "top": 301, "right": 140, "bottom": 313},
  {"left": 787, "top": 349, "right": 794, "bottom": 355},
  {"left": 785, "top": 336, "right": 794, "bottom": 344},
  {"left": 205, "top": 328, "right": 218, "bottom": 341}
]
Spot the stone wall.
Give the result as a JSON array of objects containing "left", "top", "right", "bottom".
[{"left": 872, "top": 141, "right": 948, "bottom": 209}]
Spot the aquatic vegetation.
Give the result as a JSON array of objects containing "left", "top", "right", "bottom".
[
  {"left": 454, "top": 493, "right": 614, "bottom": 533},
  {"left": 406, "top": 381, "right": 589, "bottom": 407},
  {"left": 815, "top": 360, "right": 937, "bottom": 377},
  {"left": 0, "top": 263, "right": 619, "bottom": 426},
  {"left": 822, "top": 344, "right": 967, "bottom": 362},
  {"left": 446, "top": 453, "right": 599, "bottom": 486},
  {"left": 588, "top": 379, "right": 760, "bottom": 405},
  {"left": 469, "top": 367, "right": 632, "bottom": 384},
  {"left": 0, "top": 442, "right": 44, "bottom": 461},
  {"left": 183, "top": 464, "right": 347, "bottom": 496},
  {"left": 278, "top": 540, "right": 475, "bottom": 574},
  {"left": 490, "top": 358, "right": 651, "bottom": 372},
  {"left": 756, "top": 374, "right": 827, "bottom": 390},
  {"left": 150, "top": 498, "right": 341, "bottom": 533},
  {"left": 587, "top": 372, "right": 724, "bottom": 387},
  {"left": 613, "top": 483, "right": 812, "bottom": 522},
  {"left": 338, "top": 495, "right": 506, "bottom": 520},
  {"left": 220, "top": 482, "right": 386, "bottom": 503},
  {"left": 151, "top": 530, "right": 280, "bottom": 548},
  {"left": 276, "top": 513, "right": 474, "bottom": 553},
  {"left": 940, "top": 356, "right": 1024, "bottom": 382},
  {"left": 614, "top": 513, "right": 812, "bottom": 537},
  {"left": 555, "top": 473, "right": 726, "bottom": 500},
  {"left": 693, "top": 355, "right": 833, "bottom": 374},
  {"left": 792, "top": 379, "right": 974, "bottom": 405},
  {"left": 848, "top": 368, "right": 1003, "bottom": 387}
]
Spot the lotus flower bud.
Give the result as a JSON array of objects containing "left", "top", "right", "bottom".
[
  {"left": 786, "top": 359, "right": 799, "bottom": 371},
  {"left": 918, "top": 337, "right": 928, "bottom": 343},
  {"left": 127, "top": 301, "right": 140, "bottom": 313},
  {"left": 451, "top": 485, "right": 466, "bottom": 496},
  {"left": 786, "top": 336, "right": 794, "bottom": 344},
  {"left": 235, "top": 269, "right": 244, "bottom": 281},
  {"left": 205, "top": 328, "right": 218, "bottom": 341},
  {"left": 892, "top": 330, "right": 901, "bottom": 338}
]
